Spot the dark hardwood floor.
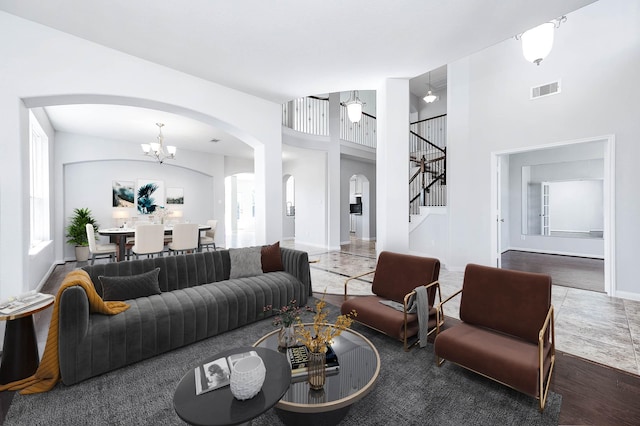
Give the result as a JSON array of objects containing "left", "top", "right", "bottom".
[{"left": 501, "top": 250, "right": 605, "bottom": 293}]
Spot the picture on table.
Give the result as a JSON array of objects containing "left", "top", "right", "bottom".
[
  {"left": 166, "top": 187, "right": 184, "bottom": 205},
  {"left": 136, "top": 179, "right": 165, "bottom": 215},
  {"left": 112, "top": 181, "right": 134, "bottom": 208},
  {"left": 194, "top": 357, "right": 230, "bottom": 395}
]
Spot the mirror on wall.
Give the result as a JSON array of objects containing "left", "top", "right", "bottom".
[{"left": 521, "top": 162, "right": 604, "bottom": 239}]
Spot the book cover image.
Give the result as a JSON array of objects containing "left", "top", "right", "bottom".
[
  {"left": 287, "top": 344, "right": 339, "bottom": 378},
  {"left": 194, "top": 358, "right": 231, "bottom": 395}
]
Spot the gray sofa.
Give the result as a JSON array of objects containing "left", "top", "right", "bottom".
[{"left": 58, "top": 247, "right": 311, "bottom": 385}]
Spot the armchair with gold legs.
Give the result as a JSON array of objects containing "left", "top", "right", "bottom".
[
  {"left": 434, "top": 264, "right": 555, "bottom": 411},
  {"left": 340, "top": 251, "right": 443, "bottom": 351}
]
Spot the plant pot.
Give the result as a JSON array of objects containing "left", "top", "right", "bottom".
[
  {"left": 75, "top": 246, "right": 90, "bottom": 262},
  {"left": 230, "top": 354, "right": 266, "bottom": 400}
]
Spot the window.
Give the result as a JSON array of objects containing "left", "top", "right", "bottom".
[{"left": 29, "top": 111, "right": 50, "bottom": 249}]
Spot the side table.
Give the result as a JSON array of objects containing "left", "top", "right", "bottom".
[
  {"left": 0, "top": 295, "right": 55, "bottom": 384},
  {"left": 173, "top": 346, "right": 291, "bottom": 426}
]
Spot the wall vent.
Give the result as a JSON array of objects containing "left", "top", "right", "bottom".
[{"left": 531, "top": 80, "right": 561, "bottom": 99}]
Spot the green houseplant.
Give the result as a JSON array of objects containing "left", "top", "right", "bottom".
[{"left": 66, "top": 208, "right": 99, "bottom": 262}]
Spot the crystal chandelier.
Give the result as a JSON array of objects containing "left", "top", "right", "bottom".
[{"left": 141, "top": 123, "right": 176, "bottom": 164}]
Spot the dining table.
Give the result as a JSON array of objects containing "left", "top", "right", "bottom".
[{"left": 98, "top": 223, "right": 211, "bottom": 261}]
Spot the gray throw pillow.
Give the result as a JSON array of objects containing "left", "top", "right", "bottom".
[
  {"left": 229, "top": 247, "right": 263, "bottom": 279},
  {"left": 99, "top": 268, "right": 162, "bottom": 301}
]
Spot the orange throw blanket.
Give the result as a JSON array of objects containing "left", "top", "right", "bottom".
[{"left": 0, "top": 269, "right": 129, "bottom": 394}]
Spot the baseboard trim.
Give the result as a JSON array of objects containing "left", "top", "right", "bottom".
[{"left": 613, "top": 290, "right": 640, "bottom": 302}]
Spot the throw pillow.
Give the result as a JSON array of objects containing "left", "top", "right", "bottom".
[
  {"left": 229, "top": 247, "right": 263, "bottom": 279},
  {"left": 261, "top": 241, "right": 284, "bottom": 273},
  {"left": 99, "top": 268, "right": 161, "bottom": 301}
]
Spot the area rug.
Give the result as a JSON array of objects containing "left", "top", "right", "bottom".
[{"left": 4, "top": 301, "right": 561, "bottom": 425}]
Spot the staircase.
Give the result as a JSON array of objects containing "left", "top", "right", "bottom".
[{"left": 409, "top": 115, "right": 447, "bottom": 218}]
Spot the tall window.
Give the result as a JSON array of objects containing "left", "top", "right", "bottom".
[{"left": 29, "top": 111, "right": 50, "bottom": 248}]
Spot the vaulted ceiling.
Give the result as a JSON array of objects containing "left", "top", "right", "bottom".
[{"left": 0, "top": 0, "right": 596, "bottom": 157}]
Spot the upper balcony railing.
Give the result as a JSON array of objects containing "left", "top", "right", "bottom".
[{"left": 282, "top": 96, "right": 376, "bottom": 149}]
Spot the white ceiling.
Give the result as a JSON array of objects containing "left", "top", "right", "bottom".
[{"left": 0, "top": 0, "right": 595, "bottom": 158}]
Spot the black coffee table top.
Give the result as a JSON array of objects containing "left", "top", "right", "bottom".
[
  {"left": 254, "top": 325, "right": 381, "bottom": 413},
  {"left": 173, "top": 346, "right": 291, "bottom": 426}
]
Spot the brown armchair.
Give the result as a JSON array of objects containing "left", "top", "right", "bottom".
[
  {"left": 341, "top": 251, "right": 442, "bottom": 351},
  {"left": 434, "top": 264, "right": 555, "bottom": 411}
]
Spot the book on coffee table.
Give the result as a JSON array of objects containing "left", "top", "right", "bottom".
[
  {"left": 194, "top": 350, "right": 258, "bottom": 395},
  {"left": 287, "top": 344, "right": 339, "bottom": 378}
]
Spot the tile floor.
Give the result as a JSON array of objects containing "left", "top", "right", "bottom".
[{"left": 281, "top": 238, "right": 640, "bottom": 377}]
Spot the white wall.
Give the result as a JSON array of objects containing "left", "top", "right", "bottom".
[
  {"left": 446, "top": 0, "right": 640, "bottom": 297},
  {"left": 0, "top": 11, "right": 281, "bottom": 305},
  {"left": 282, "top": 147, "right": 328, "bottom": 248}
]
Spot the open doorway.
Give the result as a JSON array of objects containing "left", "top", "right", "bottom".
[
  {"left": 348, "top": 174, "right": 370, "bottom": 241},
  {"left": 224, "top": 173, "right": 256, "bottom": 247},
  {"left": 283, "top": 174, "right": 295, "bottom": 240},
  {"left": 491, "top": 136, "right": 614, "bottom": 295}
]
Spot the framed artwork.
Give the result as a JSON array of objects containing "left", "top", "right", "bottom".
[
  {"left": 166, "top": 187, "right": 184, "bottom": 205},
  {"left": 112, "top": 181, "right": 134, "bottom": 208},
  {"left": 136, "top": 179, "right": 165, "bottom": 214}
]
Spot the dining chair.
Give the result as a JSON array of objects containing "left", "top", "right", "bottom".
[
  {"left": 200, "top": 219, "right": 218, "bottom": 251},
  {"left": 131, "top": 223, "right": 165, "bottom": 258},
  {"left": 85, "top": 224, "right": 117, "bottom": 265},
  {"left": 168, "top": 223, "right": 200, "bottom": 254}
]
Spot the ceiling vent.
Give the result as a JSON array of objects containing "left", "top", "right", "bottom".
[{"left": 531, "top": 80, "right": 561, "bottom": 99}]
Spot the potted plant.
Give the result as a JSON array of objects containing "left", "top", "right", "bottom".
[{"left": 65, "top": 208, "right": 99, "bottom": 262}]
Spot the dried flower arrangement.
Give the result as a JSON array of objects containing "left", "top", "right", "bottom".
[{"left": 295, "top": 295, "right": 357, "bottom": 353}]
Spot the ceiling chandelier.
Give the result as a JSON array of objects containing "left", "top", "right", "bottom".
[
  {"left": 423, "top": 72, "right": 438, "bottom": 103},
  {"left": 517, "top": 16, "right": 567, "bottom": 66},
  {"left": 344, "top": 90, "right": 365, "bottom": 123},
  {"left": 141, "top": 123, "right": 176, "bottom": 164}
]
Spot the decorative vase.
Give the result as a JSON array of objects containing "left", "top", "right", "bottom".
[
  {"left": 277, "top": 325, "right": 296, "bottom": 350},
  {"left": 307, "top": 350, "right": 326, "bottom": 390},
  {"left": 230, "top": 354, "right": 266, "bottom": 400}
]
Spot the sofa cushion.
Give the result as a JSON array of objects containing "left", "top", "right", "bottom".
[
  {"left": 434, "top": 322, "right": 553, "bottom": 397},
  {"left": 459, "top": 264, "right": 551, "bottom": 344},
  {"left": 261, "top": 241, "right": 284, "bottom": 273},
  {"left": 229, "top": 247, "right": 263, "bottom": 279},
  {"left": 99, "top": 268, "right": 161, "bottom": 301}
]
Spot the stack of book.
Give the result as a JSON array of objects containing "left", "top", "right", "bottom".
[
  {"left": 287, "top": 344, "right": 339, "bottom": 378},
  {"left": 0, "top": 292, "right": 54, "bottom": 316}
]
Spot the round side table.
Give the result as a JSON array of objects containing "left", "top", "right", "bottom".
[
  {"left": 173, "top": 346, "right": 291, "bottom": 426},
  {"left": 0, "top": 295, "right": 54, "bottom": 384}
]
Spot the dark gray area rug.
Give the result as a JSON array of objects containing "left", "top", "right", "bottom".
[{"left": 5, "top": 302, "right": 561, "bottom": 425}]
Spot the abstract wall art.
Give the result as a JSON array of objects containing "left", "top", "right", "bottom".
[{"left": 136, "top": 179, "right": 165, "bottom": 214}]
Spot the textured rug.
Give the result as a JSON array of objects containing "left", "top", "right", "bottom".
[{"left": 4, "top": 301, "right": 561, "bottom": 426}]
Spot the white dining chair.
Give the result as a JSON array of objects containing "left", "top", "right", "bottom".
[
  {"left": 168, "top": 223, "right": 200, "bottom": 254},
  {"left": 131, "top": 223, "right": 165, "bottom": 258},
  {"left": 85, "top": 224, "right": 117, "bottom": 265},
  {"left": 200, "top": 219, "right": 218, "bottom": 251}
]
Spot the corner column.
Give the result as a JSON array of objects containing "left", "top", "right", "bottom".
[{"left": 376, "top": 79, "right": 410, "bottom": 255}]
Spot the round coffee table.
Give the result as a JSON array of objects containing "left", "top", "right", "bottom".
[
  {"left": 254, "top": 325, "right": 380, "bottom": 426},
  {"left": 173, "top": 346, "right": 290, "bottom": 426}
]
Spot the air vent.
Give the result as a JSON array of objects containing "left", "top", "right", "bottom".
[{"left": 531, "top": 80, "right": 561, "bottom": 99}]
